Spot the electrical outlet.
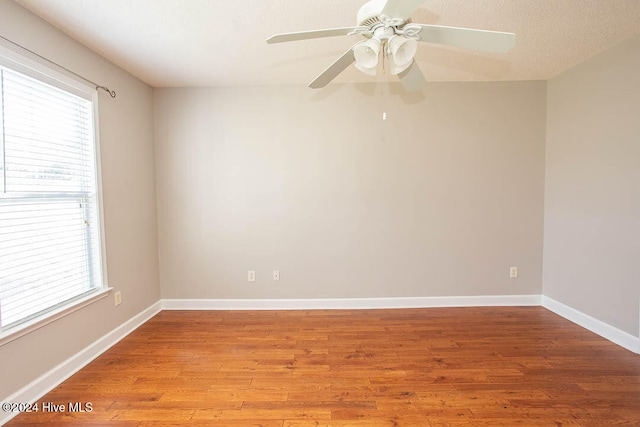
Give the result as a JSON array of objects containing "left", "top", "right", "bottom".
[
  {"left": 273, "top": 270, "right": 280, "bottom": 281},
  {"left": 114, "top": 291, "right": 122, "bottom": 306},
  {"left": 510, "top": 267, "right": 518, "bottom": 278},
  {"left": 248, "top": 271, "right": 255, "bottom": 282}
]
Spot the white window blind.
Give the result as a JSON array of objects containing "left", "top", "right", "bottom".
[{"left": 0, "top": 63, "right": 103, "bottom": 331}]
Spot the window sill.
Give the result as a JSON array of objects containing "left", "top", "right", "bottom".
[{"left": 0, "top": 287, "right": 113, "bottom": 347}]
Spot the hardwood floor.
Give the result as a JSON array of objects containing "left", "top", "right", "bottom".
[{"left": 5, "top": 307, "right": 640, "bottom": 426}]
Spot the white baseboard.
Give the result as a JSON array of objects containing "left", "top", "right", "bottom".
[
  {"left": 542, "top": 296, "right": 640, "bottom": 354},
  {"left": 161, "top": 294, "right": 542, "bottom": 310},
  {"left": 0, "top": 301, "right": 162, "bottom": 426}
]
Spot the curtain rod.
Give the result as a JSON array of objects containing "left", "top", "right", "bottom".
[{"left": 0, "top": 34, "right": 116, "bottom": 98}]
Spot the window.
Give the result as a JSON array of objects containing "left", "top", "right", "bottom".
[{"left": 0, "top": 46, "right": 105, "bottom": 336}]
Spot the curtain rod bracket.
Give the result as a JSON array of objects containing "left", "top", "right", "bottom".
[{"left": 96, "top": 85, "right": 116, "bottom": 98}]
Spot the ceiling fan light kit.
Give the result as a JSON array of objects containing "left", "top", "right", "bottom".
[
  {"left": 354, "top": 61, "right": 377, "bottom": 76},
  {"left": 353, "top": 38, "right": 381, "bottom": 69},
  {"left": 387, "top": 35, "right": 417, "bottom": 74},
  {"left": 267, "top": 0, "right": 516, "bottom": 92}
]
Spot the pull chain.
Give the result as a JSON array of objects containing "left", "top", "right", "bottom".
[{"left": 381, "top": 42, "right": 389, "bottom": 122}]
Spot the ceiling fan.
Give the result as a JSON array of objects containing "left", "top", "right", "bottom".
[{"left": 267, "top": 0, "right": 516, "bottom": 92}]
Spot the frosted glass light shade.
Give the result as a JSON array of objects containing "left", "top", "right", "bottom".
[
  {"left": 388, "top": 36, "right": 417, "bottom": 75},
  {"left": 355, "top": 62, "right": 377, "bottom": 76},
  {"left": 354, "top": 39, "right": 381, "bottom": 69}
]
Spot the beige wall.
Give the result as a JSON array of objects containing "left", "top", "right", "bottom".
[
  {"left": 0, "top": 1, "right": 160, "bottom": 400},
  {"left": 543, "top": 34, "right": 640, "bottom": 337},
  {"left": 155, "top": 82, "right": 547, "bottom": 299}
]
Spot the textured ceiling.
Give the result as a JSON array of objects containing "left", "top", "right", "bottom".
[{"left": 12, "top": 0, "right": 640, "bottom": 88}]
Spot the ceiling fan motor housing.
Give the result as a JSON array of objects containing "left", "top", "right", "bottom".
[
  {"left": 357, "top": 0, "right": 389, "bottom": 27},
  {"left": 357, "top": 0, "right": 412, "bottom": 39}
]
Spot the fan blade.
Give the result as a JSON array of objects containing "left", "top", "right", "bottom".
[
  {"left": 398, "top": 60, "right": 427, "bottom": 92},
  {"left": 380, "top": 0, "right": 425, "bottom": 21},
  {"left": 308, "top": 45, "right": 358, "bottom": 89},
  {"left": 267, "top": 27, "right": 367, "bottom": 44},
  {"left": 414, "top": 24, "right": 516, "bottom": 53}
]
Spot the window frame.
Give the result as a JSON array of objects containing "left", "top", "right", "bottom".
[{"left": 0, "top": 40, "right": 110, "bottom": 346}]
